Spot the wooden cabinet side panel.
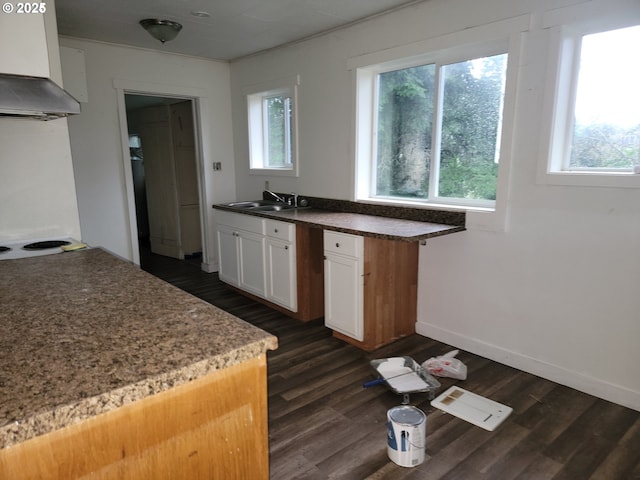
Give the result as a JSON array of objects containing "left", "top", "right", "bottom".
[
  {"left": 295, "top": 226, "right": 324, "bottom": 321},
  {"left": 362, "top": 238, "right": 418, "bottom": 350},
  {"left": 0, "top": 356, "right": 270, "bottom": 480}
]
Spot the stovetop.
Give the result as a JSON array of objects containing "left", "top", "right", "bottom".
[{"left": 0, "top": 237, "right": 84, "bottom": 260}]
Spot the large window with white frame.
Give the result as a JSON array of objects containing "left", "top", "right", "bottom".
[
  {"left": 353, "top": 32, "right": 518, "bottom": 211},
  {"left": 540, "top": 12, "right": 640, "bottom": 188},
  {"left": 246, "top": 76, "right": 299, "bottom": 175},
  {"left": 377, "top": 53, "right": 507, "bottom": 207}
]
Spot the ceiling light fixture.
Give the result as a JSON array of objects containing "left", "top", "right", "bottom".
[
  {"left": 190, "top": 10, "right": 211, "bottom": 18},
  {"left": 139, "top": 19, "right": 183, "bottom": 44}
]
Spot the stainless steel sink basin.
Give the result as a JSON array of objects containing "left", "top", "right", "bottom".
[
  {"left": 221, "top": 200, "right": 295, "bottom": 211},
  {"left": 224, "top": 200, "right": 274, "bottom": 208},
  {"left": 251, "top": 204, "right": 294, "bottom": 211}
]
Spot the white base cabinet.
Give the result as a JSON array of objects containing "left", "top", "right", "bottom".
[
  {"left": 216, "top": 211, "right": 266, "bottom": 298},
  {"left": 265, "top": 219, "right": 297, "bottom": 311},
  {"left": 323, "top": 231, "right": 364, "bottom": 341},
  {"left": 216, "top": 211, "right": 297, "bottom": 311}
]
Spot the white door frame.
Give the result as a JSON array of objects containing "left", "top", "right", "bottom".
[{"left": 114, "top": 79, "right": 209, "bottom": 267}]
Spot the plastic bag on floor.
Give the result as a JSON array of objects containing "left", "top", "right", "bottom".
[{"left": 422, "top": 350, "right": 467, "bottom": 380}]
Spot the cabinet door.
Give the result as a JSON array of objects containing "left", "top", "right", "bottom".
[
  {"left": 238, "top": 230, "right": 266, "bottom": 297},
  {"left": 324, "top": 252, "right": 363, "bottom": 341},
  {"left": 217, "top": 225, "right": 239, "bottom": 286},
  {"left": 265, "top": 238, "right": 297, "bottom": 311}
]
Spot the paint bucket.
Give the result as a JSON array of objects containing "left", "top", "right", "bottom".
[{"left": 386, "top": 405, "right": 426, "bottom": 467}]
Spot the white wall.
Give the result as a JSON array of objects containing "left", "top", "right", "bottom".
[
  {"left": 0, "top": 0, "right": 80, "bottom": 242},
  {"left": 229, "top": 0, "right": 640, "bottom": 410},
  {"left": 58, "top": 38, "right": 236, "bottom": 267}
]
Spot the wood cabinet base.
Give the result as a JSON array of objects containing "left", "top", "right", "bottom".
[
  {"left": 0, "top": 355, "right": 270, "bottom": 480},
  {"left": 333, "top": 238, "right": 418, "bottom": 351}
]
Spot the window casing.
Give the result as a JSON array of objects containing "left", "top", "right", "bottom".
[
  {"left": 246, "top": 76, "right": 299, "bottom": 176},
  {"left": 351, "top": 15, "right": 529, "bottom": 231},
  {"left": 354, "top": 42, "right": 511, "bottom": 211},
  {"left": 540, "top": 13, "right": 640, "bottom": 188}
]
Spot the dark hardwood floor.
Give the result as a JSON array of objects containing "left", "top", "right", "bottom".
[{"left": 141, "top": 251, "right": 640, "bottom": 480}]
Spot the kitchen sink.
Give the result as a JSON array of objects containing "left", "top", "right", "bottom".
[
  {"left": 251, "top": 204, "right": 294, "bottom": 211},
  {"left": 221, "top": 200, "right": 296, "bottom": 211},
  {"left": 224, "top": 200, "right": 274, "bottom": 208}
]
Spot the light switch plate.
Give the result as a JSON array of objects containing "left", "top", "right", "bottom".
[{"left": 431, "top": 386, "right": 512, "bottom": 431}]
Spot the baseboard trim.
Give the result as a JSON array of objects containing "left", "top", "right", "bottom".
[
  {"left": 415, "top": 321, "right": 640, "bottom": 412},
  {"left": 201, "top": 261, "right": 217, "bottom": 273}
]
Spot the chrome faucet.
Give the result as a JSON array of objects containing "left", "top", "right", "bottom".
[{"left": 265, "top": 190, "right": 286, "bottom": 203}]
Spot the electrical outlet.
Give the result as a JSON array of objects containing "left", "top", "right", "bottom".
[
  {"left": 213, "top": 162, "right": 222, "bottom": 171},
  {"left": 264, "top": 180, "right": 270, "bottom": 190}
]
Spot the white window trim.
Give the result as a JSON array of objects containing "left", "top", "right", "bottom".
[
  {"left": 244, "top": 75, "right": 300, "bottom": 177},
  {"left": 349, "top": 16, "right": 529, "bottom": 231},
  {"left": 538, "top": 4, "right": 640, "bottom": 189}
]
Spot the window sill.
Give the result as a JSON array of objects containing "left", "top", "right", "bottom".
[
  {"left": 356, "top": 196, "right": 495, "bottom": 213},
  {"left": 249, "top": 168, "right": 298, "bottom": 177},
  {"left": 537, "top": 171, "right": 640, "bottom": 189}
]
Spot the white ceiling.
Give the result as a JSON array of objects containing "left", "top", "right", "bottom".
[{"left": 55, "top": 0, "right": 426, "bottom": 62}]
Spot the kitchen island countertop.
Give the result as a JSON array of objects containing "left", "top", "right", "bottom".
[{"left": 0, "top": 248, "right": 277, "bottom": 449}]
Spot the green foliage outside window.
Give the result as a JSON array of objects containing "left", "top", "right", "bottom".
[
  {"left": 376, "top": 54, "right": 507, "bottom": 202},
  {"left": 568, "top": 25, "right": 640, "bottom": 170},
  {"left": 265, "top": 95, "right": 292, "bottom": 168}
]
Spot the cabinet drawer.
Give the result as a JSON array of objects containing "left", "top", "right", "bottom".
[
  {"left": 323, "top": 231, "right": 363, "bottom": 258},
  {"left": 215, "top": 210, "right": 265, "bottom": 234},
  {"left": 266, "top": 220, "right": 294, "bottom": 242}
]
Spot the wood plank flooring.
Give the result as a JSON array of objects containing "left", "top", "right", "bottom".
[{"left": 141, "top": 251, "right": 640, "bottom": 480}]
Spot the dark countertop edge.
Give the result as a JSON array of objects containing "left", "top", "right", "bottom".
[
  {"left": 212, "top": 204, "right": 466, "bottom": 241},
  {"left": 294, "top": 219, "right": 466, "bottom": 242},
  {"left": 0, "top": 339, "right": 276, "bottom": 449}
]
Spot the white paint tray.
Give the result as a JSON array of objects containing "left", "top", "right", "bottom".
[
  {"left": 431, "top": 386, "right": 512, "bottom": 431},
  {"left": 368, "top": 356, "right": 441, "bottom": 401}
]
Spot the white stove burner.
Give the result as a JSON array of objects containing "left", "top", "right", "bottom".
[{"left": 0, "top": 237, "right": 82, "bottom": 260}]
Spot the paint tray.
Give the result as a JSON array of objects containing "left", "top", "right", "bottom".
[{"left": 367, "top": 356, "right": 441, "bottom": 403}]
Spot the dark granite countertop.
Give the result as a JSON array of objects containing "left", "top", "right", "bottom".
[
  {"left": 213, "top": 201, "right": 465, "bottom": 241},
  {"left": 0, "top": 248, "right": 277, "bottom": 449}
]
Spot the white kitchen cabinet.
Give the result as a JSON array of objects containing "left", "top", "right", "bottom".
[
  {"left": 237, "top": 229, "right": 266, "bottom": 297},
  {"left": 215, "top": 209, "right": 324, "bottom": 322},
  {"left": 215, "top": 211, "right": 266, "bottom": 298},
  {"left": 265, "top": 219, "right": 297, "bottom": 311},
  {"left": 323, "top": 231, "right": 364, "bottom": 341},
  {"left": 0, "top": 12, "right": 49, "bottom": 77},
  {"left": 217, "top": 224, "right": 240, "bottom": 286}
]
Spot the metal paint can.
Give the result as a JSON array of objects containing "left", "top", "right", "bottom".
[{"left": 386, "top": 405, "right": 426, "bottom": 467}]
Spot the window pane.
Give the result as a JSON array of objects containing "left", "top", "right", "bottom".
[
  {"left": 570, "top": 26, "right": 640, "bottom": 169},
  {"left": 376, "top": 64, "right": 435, "bottom": 198},
  {"left": 439, "top": 54, "right": 507, "bottom": 201},
  {"left": 265, "top": 95, "right": 291, "bottom": 167}
]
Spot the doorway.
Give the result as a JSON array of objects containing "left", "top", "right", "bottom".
[{"left": 124, "top": 94, "right": 203, "bottom": 265}]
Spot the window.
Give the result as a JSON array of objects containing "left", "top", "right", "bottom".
[
  {"left": 570, "top": 26, "right": 640, "bottom": 171},
  {"left": 541, "top": 19, "right": 640, "bottom": 187},
  {"left": 374, "top": 54, "right": 507, "bottom": 207},
  {"left": 246, "top": 76, "right": 299, "bottom": 175},
  {"left": 351, "top": 17, "right": 527, "bottom": 230}
]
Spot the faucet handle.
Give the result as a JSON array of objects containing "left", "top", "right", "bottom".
[{"left": 290, "top": 192, "right": 298, "bottom": 207}]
